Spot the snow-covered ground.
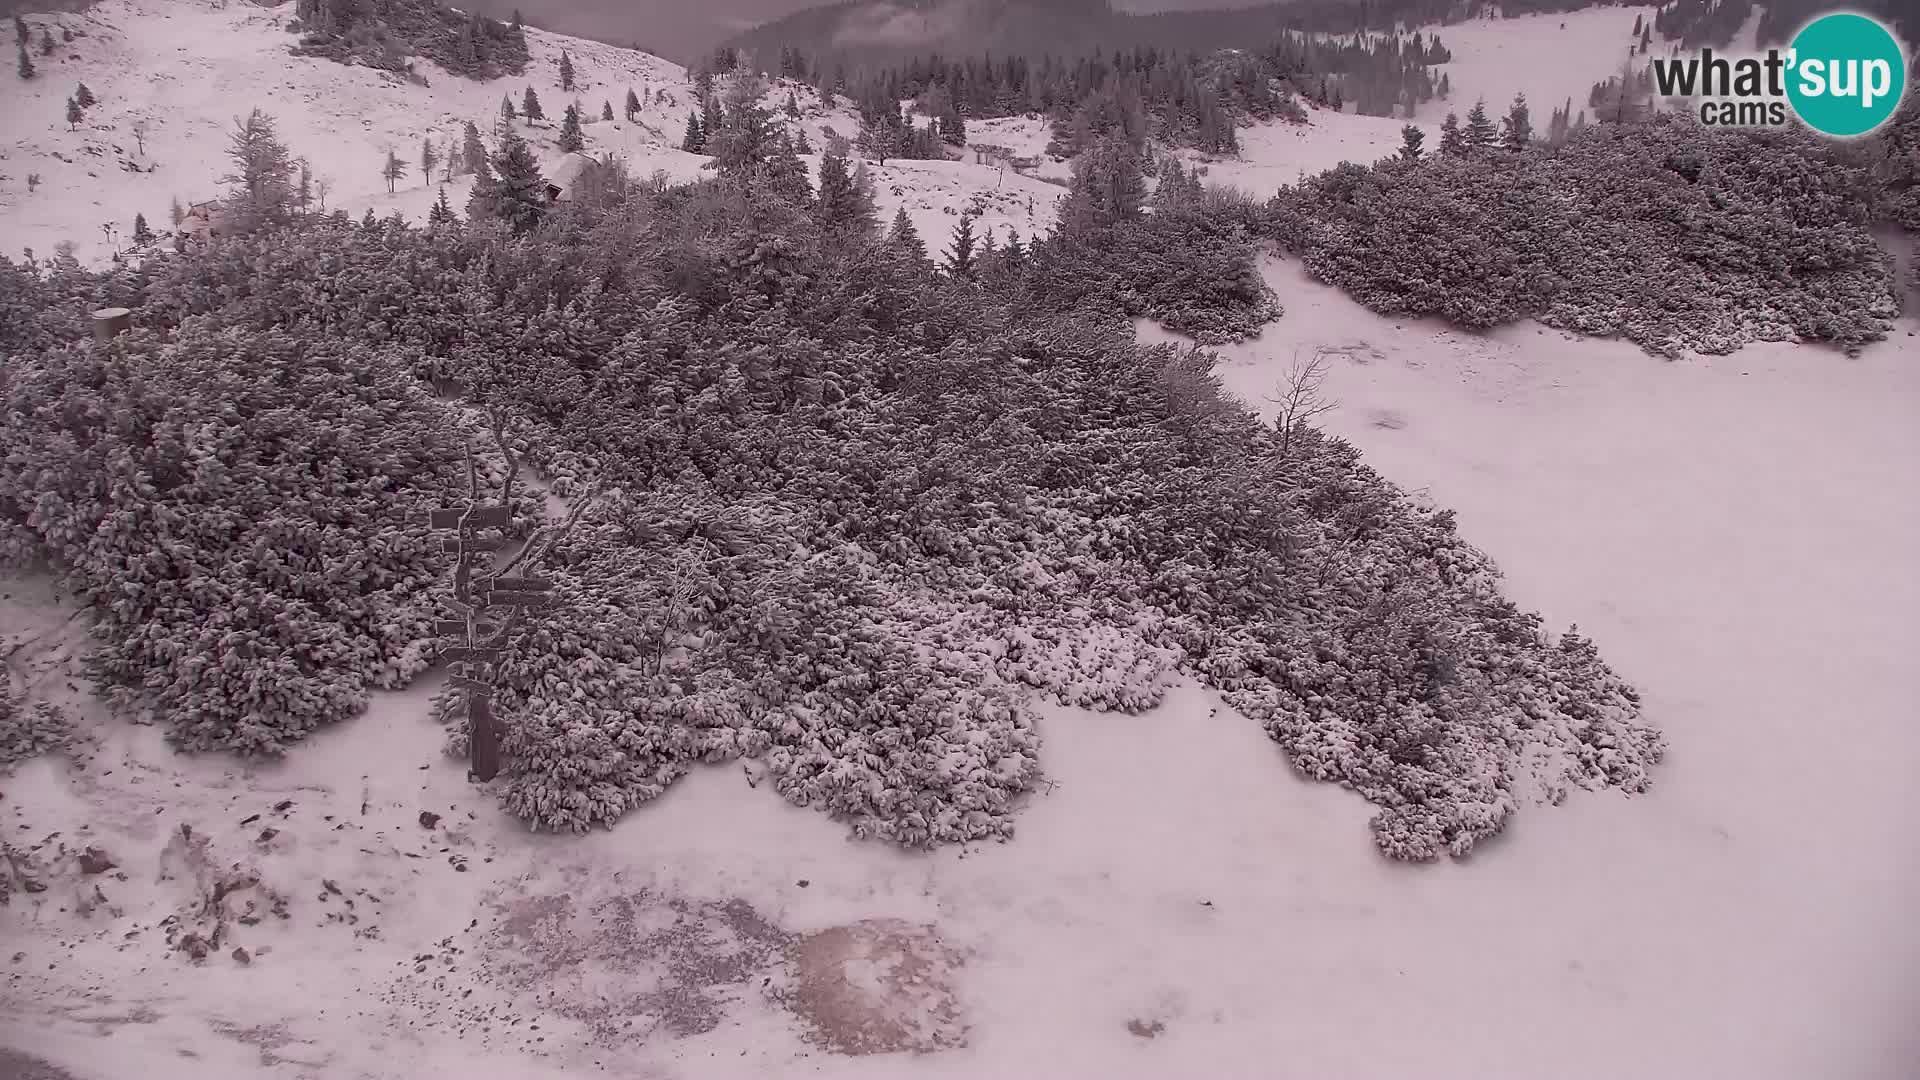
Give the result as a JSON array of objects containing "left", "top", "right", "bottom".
[
  {"left": 5, "top": 258, "right": 1916, "bottom": 1080},
  {"left": 0, "top": 0, "right": 1054, "bottom": 264},
  {"left": 1181, "top": 101, "right": 1408, "bottom": 195},
  {"left": 1411, "top": 6, "right": 1665, "bottom": 123}
]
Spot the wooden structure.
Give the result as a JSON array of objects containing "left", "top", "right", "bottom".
[
  {"left": 427, "top": 413, "right": 590, "bottom": 782},
  {"left": 428, "top": 502, "right": 555, "bottom": 782}
]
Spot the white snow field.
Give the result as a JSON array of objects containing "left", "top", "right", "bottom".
[
  {"left": 3, "top": 2, "right": 1919, "bottom": 1078},
  {"left": 1408, "top": 6, "right": 1667, "bottom": 124}
]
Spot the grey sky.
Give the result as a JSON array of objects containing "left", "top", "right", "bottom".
[{"left": 463, "top": 1, "right": 1268, "bottom": 64}]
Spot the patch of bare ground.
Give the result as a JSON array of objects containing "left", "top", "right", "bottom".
[
  {"left": 478, "top": 877, "right": 968, "bottom": 1058},
  {"left": 780, "top": 919, "right": 968, "bottom": 1056},
  {"left": 484, "top": 884, "right": 790, "bottom": 1042}
]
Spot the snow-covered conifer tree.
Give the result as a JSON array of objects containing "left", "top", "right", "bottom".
[
  {"left": 1463, "top": 99, "right": 1495, "bottom": 150},
  {"left": 1500, "top": 94, "right": 1533, "bottom": 150},
  {"left": 1399, "top": 124, "right": 1425, "bottom": 161}
]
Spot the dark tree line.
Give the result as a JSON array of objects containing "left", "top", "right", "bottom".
[
  {"left": 745, "top": 27, "right": 1453, "bottom": 165},
  {"left": 290, "top": 0, "right": 529, "bottom": 79}
]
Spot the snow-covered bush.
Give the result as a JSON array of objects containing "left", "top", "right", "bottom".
[
  {"left": 1269, "top": 115, "right": 1896, "bottom": 356},
  {"left": 0, "top": 325, "right": 477, "bottom": 753},
  {"left": 0, "top": 685, "right": 73, "bottom": 771}
]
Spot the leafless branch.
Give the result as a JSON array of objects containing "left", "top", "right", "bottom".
[
  {"left": 1264, "top": 347, "right": 1339, "bottom": 457},
  {"left": 497, "top": 486, "right": 598, "bottom": 580},
  {"left": 488, "top": 407, "right": 519, "bottom": 509}
]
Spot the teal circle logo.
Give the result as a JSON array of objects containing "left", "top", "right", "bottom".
[{"left": 1787, "top": 13, "right": 1907, "bottom": 137}]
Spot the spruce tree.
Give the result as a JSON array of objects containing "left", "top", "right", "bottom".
[
  {"left": 131, "top": 212, "right": 153, "bottom": 245},
  {"left": 465, "top": 164, "right": 498, "bottom": 222},
  {"left": 559, "top": 50, "right": 574, "bottom": 91},
  {"left": 624, "top": 88, "right": 640, "bottom": 120},
  {"left": 1463, "top": 99, "right": 1495, "bottom": 150},
  {"left": 66, "top": 96, "right": 82, "bottom": 130},
  {"left": 785, "top": 90, "right": 800, "bottom": 118},
  {"left": 17, "top": 42, "right": 33, "bottom": 80},
  {"left": 428, "top": 187, "right": 454, "bottom": 225},
  {"left": 682, "top": 112, "right": 704, "bottom": 152},
  {"left": 74, "top": 81, "right": 94, "bottom": 108},
  {"left": 708, "top": 95, "right": 774, "bottom": 177},
  {"left": 941, "top": 96, "right": 966, "bottom": 146},
  {"left": 559, "top": 104, "right": 584, "bottom": 152},
  {"left": 762, "top": 132, "right": 813, "bottom": 205},
  {"left": 488, "top": 129, "right": 547, "bottom": 234},
  {"left": 1398, "top": 124, "right": 1425, "bottom": 162},
  {"left": 501, "top": 94, "right": 516, "bottom": 122},
  {"left": 220, "top": 109, "right": 296, "bottom": 232},
  {"left": 382, "top": 147, "right": 407, "bottom": 193},
  {"left": 462, "top": 121, "right": 487, "bottom": 175},
  {"left": 944, "top": 213, "right": 977, "bottom": 278},
  {"left": 12, "top": 15, "right": 25, "bottom": 46},
  {"left": 814, "top": 143, "right": 874, "bottom": 236},
  {"left": 601, "top": 100, "right": 613, "bottom": 121},
  {"left": 1002, "top": 227, "right": 1026, "bottom": 271},
  {"left": 887, "top": 207, "right": 925, "bottom": 262},
  {"left": 1060, "top": 134, "right": 1144, "bottom": 235},
  {"left": 421, "top": 137, "right": 439, "bottom": 181},
  {"left": 1501, "top": 94, "right": 1533, "bottom": 150},
  {"left": 1438, "top": 112, "right": 1463, "bottom": 156},
  {"left": 522, "top": 86, "right": 544, "bottom": 121}
]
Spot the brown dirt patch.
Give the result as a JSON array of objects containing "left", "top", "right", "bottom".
[{"left": 780, "top": 919, "right": 968, "bottom": 1056}]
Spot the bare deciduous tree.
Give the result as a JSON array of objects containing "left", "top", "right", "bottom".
[{"left": 1265, "top": 347, "right": 1339, "bottom": 457}]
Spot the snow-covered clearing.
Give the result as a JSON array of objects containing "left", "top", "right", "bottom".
[
  {"left": 1181, "top": 102, "right": 1408, "bottom": 194},
  {"left": 5, "top": 256, "right": 1915, "bottom": 1079},
  {"left": 1410, "top": 6, "right": 1666, "bottom": 123}
]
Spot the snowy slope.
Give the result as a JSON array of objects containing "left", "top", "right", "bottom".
[
  {"left": 1, "top": 0, "right": 690, "bottom": 262},
  {"left": 0, "top": 0, "right": 1063, "bottom": 266},
  {"left": 1410, "top": 6, "right": 1667, "bottom": 123}
]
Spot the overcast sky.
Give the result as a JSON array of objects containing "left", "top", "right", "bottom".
[{"left": 464, "top": 0, "right": 1268, "bottom": 63}]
